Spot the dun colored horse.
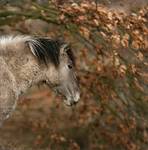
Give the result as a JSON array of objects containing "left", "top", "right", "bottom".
[{"left": 0, "top": 35, "right": 80, "bottom": 124}]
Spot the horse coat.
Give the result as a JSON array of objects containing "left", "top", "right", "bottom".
[{"left": 0, "top": 35, "right": 80, "bottom": 124}]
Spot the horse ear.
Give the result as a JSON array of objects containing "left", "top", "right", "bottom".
[
  {"left": 54, "top": 36, "right": 68, "bottom": 55},
  {"left": 60, "top": 44, "right": 69, "bottom": 55}
]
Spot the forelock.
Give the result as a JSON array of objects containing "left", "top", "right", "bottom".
[
  {"left": 27, "top": 37, "right": 75, "bottom": 67},
  {"left": 28, "top": 38, "right": 61, "bottom": 67},
  {"left": 63, "top": 44, "right": 75, "bottom": 66}
]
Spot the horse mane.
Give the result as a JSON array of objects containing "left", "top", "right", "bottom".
[
  {"left": 27, "top": 38, "right": 62, "bottom": 67},
  {"left": 0, "top": 35, "right": 75, "bottom": 67}
]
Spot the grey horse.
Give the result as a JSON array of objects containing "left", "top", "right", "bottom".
[{"left": 0, "top": 35, "right": 80, "bottom": 124}]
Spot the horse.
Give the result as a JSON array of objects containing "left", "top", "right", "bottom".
[{"left": 0, "top": 35, "right": 80, "bottom": 124}]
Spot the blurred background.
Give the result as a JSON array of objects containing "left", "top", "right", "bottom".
[{"left": 0, "top": 0, "right": 148, "bottom": 149}]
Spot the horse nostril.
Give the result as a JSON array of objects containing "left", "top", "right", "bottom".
[
  {"left": 73, "top": 101, "right": 78, "bottom": 105},
  {"left": 64, "top": 100, "right": 78, "bottom": 106},
  {"left": 69, "top": 101, "right": 77, "bottom": 106}
]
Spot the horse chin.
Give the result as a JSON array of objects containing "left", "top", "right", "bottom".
[
  {"left": 53, "top": 85, "right": 80, "bottom": 106},
  {"left": 64, "top": 94, "right": 80, "bottom": 106},
  {"left": 64, "top": 99, "right": 73, "bottom": 106}
]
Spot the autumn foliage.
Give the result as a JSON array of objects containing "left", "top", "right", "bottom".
[
  {"left": 0, "top": 1, "right": 148, "bottom": 150},
  {"left": 58, "top": 2, "right": 148, "bottom": 150}
]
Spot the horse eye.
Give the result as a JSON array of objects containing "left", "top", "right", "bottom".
[{"left": 68, "top": 64, "right": 72, "bottom": 69}]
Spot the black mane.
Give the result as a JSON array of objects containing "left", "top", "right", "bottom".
[{"left": 28, "top": 37, "right": 75, "bottom": 67}]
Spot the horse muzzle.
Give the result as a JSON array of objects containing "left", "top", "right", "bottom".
[{"left": 64, "top": 91, "right": 80, "bottom": 106}]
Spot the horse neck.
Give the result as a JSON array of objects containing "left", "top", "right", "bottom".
[{"left": 1, "top": 44, "right": 46, "bottom": 95}]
